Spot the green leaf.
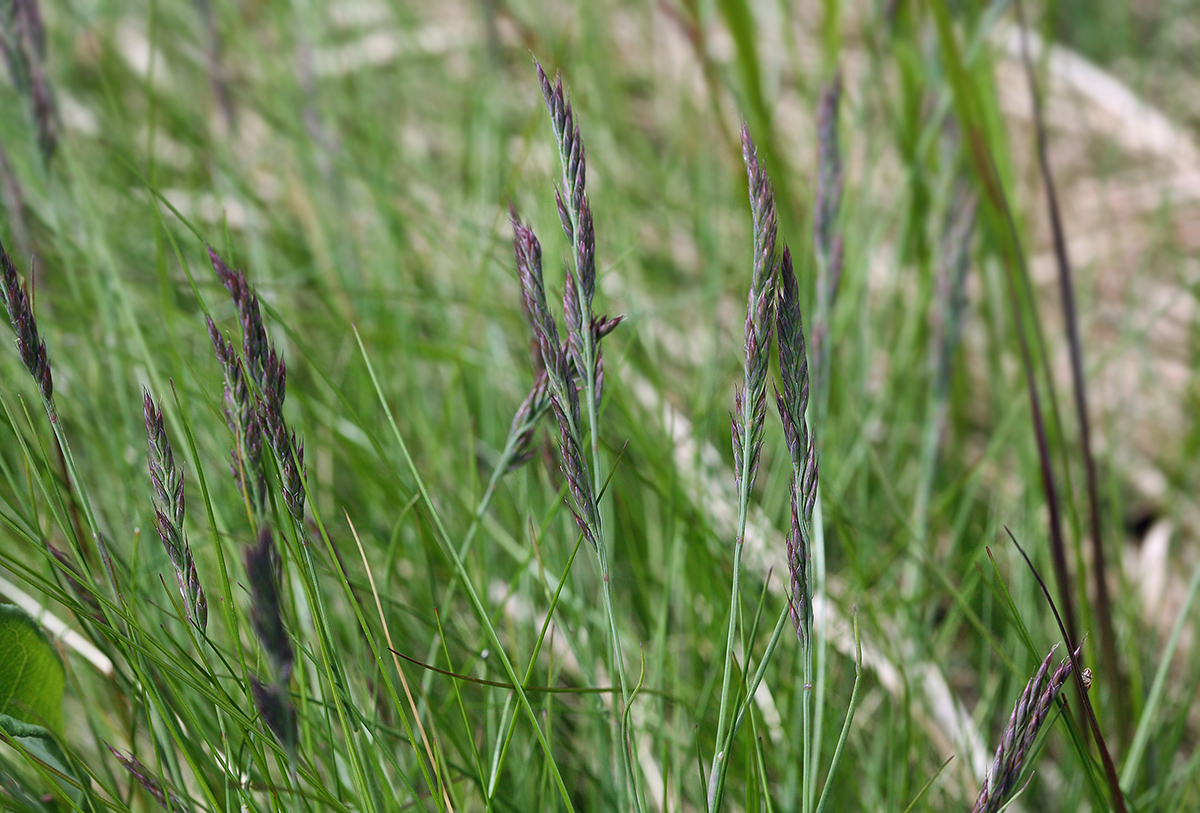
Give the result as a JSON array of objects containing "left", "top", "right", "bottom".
[{"left": 0, "top": 604, "right": 66, "bottom": 738}]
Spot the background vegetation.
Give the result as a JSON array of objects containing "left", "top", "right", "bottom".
[{"left": 1, "top": 0, "right": 1198, "bottom": 810}]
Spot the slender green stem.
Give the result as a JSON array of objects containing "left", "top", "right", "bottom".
[
  {"left": 707, "top": 442, "right": 754, "bottom": 811},
  {"left": 814, "top": 609, "right": 861, "bottom": 813},
  {"left": 355, "top": 326, "right": 578, "bottom": 813}
]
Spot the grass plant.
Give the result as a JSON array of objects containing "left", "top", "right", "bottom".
[{"left": 0, "top": 2, "right": 1198, "bottom": 811}]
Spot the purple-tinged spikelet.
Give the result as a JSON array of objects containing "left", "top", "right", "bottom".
[
  {"left": 207, "top": 248, "right": 307, "bottom": 524},
  {"left": 0, "top": 235, "right": 53, "bottom": 403},
  {"left": 775, "top": 248, "right": 818, "bottom": 644},
  {"left": 537, "top": 60, "right": 595, "bottom": 305},
  {"left": 106, "top": 744, "right": 187, "bottom": 811},
  {"left": 145, "top": 391, "right": 208, "bottom": 632},
  {"left": 0, "top": 0, "right": 59, "bottom": 164},
  {"left": 511, "top": 213, "right": 562, "bottom": 379},
  {"left": 207, "top": 317, "right": 268, "bottom": 520},
  {"left": 537, "top": 60, "right": 606, "bottom": 406},
  {"left": 244, "top": 525, "right": 298, "bottom": 760},
  {"left": 244, "top": 525, "right": 293, "bottom": 682},
  {"left": 814, "top": 71, "right": 843, "bottom": 276},
  {"left": 812, "top": 71, "right": 845, "bottom": 389},
  {"left": 735, "top": 126, "right": 780, "bottom": 498},
  {"left": 251, "top": 676, "right": 298, "bottom": 760},
  {"left": 972, "top": 645, "right": 1083, "bottom": 813},
  {"left": 504, "top": 372, "right": 552, "bottom": 474},
  {"left": 511, "top": 207, "right": 601, "bottom": 549}
]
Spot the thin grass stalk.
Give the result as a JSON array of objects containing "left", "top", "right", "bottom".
[
  {"left": 486, "top": 533, "right": 588, "bottom": 811},
  {"left": 1007, "top": 530, "right": 1128, "bottom": 813},
  {"left": 807, "top": 75, "right": 844, "bottom": 809},
  {"left": 708, "top": 125, "right": 779, "bottom": 812},
  {"left": 353, "top": 325, "right": 578, "bottom": 813},
  {"left": 927, "top": 2, "right": 1086, "bottom": 721},
  {"left": 906, "top": 177, "right": 975, "bottom": 618},
  {"left": 813, "top": 609, "right": 862, "bottom": 813},
  {"left": 1012, "top": 0, "right": 1123, "bottom": 735},
  {"left": 913, "top": 181, "right": 975, "bottom": 548}
]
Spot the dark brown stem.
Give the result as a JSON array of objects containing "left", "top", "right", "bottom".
[{"left": 1012, "top": 0, "right": 1124, "bottom": 741}]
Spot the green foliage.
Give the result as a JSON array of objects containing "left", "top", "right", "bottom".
[{"left": 0, "top": 605, "right": 65, "bottom": 738}]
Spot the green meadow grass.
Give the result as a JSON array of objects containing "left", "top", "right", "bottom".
[{"left": 0, "top": 1, "right": 1197, "bottom": 811}]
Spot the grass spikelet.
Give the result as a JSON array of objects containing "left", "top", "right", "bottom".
[
  {"left": 207, "top": 248, "right": 306, "bottom": 524},
  {"left": 0, "top": 0, "right": 58, "bottom": 163},
  {"left": 250, "top": 677, "right": 298, "bottom": 762},
  {"left": 244, "top": 525, "right": 293, "bottom": 683},
  {"left": 144, "top": 390, "right": 207, "bottom": 632},
  {"left": 735, "top": 124, "right": 779, "bottom": 496},
  {"left": 105, "top": 743, "right": 188, "bottom": 811},
  {"left": 973, "top": 645, "right": 1083, "bottom": 813},
  {"left": 207, "top": 316, "right": 268, "bottom": 521},
  {"left": 0, "top": 233, "right": 53, "bottom": 404},
  {"left": 244, "top": 525, "right": 298, "bottom": 762},
  {"left": 774, "top": 248, "right": 817, "bottom": 644},
  {"left": 510, "top": 207, "right": 601, "bottom": 549},
  {"left": 812, "top": 70, "right": 844, "bottom": 395}
]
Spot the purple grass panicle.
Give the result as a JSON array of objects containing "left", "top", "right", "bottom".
[
  {"left": 207, "top": 248, "right": 307, "bottom": 524},
  {"left": 536, "top": 59, "right": 611, "bottom": 410},
  {"left": 774, "top": 248, "right": 818, "bottom": 644},
  {"left": 251, "top": 676, "right": 298, "bottom": 761},
  {"left": 208, "top": 316, "right": 268, "bottom": 521},
  {"left": 812, "top": 70, "right": 844, "bottom": 390},
  {"left": 244, "top": 525, "right": 293, "bottom": 683},
  {"left": 511, "top": 207, "right": 602, "bottom": 549},
  {"left": 106, "top": 744, "right": 187, "bottom": 811},
  {"left": 244, "top": 525, "right": 298, "bottom": 760},
  {"left": 972, "top": 645, "right": 1084, "bottom": 813},
  {"left": 734, "top": 126, "right": 780, "bottom": 498},
  {"left": 0, "top": 234, "right": 53, "bottom": 404},
  {"left": 145, "top": 390, "right": 207, "bottom": 632},
  {"left": 0, "top": 0, "right": 58, "bottom": 164}
]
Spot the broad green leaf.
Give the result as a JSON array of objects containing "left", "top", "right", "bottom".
[{"left": 0, "top": 604, "right": 66, "bottom": 738}]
